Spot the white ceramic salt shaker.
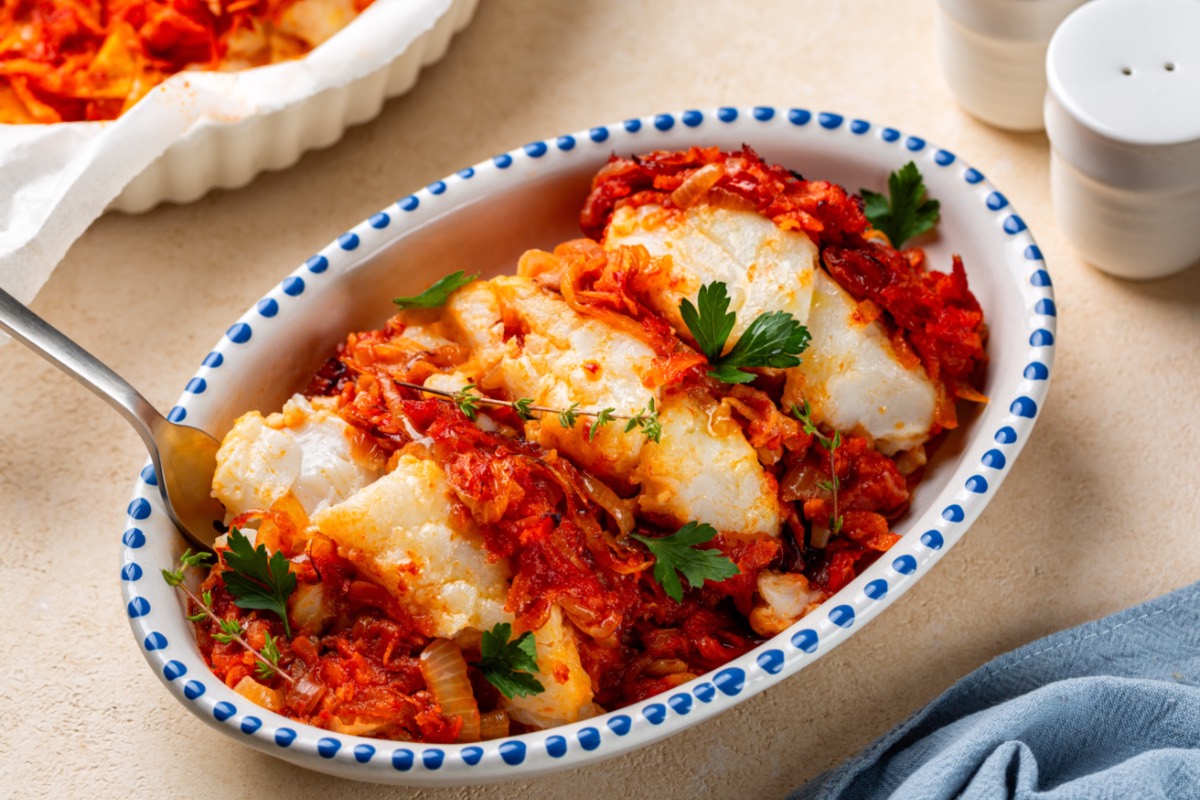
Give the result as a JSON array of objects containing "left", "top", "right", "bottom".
[
  {"left": 1045, "top": 0, "right": 1200, "bottom": 280},
  {"left": 936, "top": 0, "right": 1089, "bottom": 131}
]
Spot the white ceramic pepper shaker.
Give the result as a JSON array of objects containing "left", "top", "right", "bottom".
[
  {"left": 1045, "top": 0, "right": 1200, "bottom": 280},
  {"left": 936, "top": 0, "right": 1089, "bottom": 131}
]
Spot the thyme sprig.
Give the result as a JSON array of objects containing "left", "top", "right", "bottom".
[
  {"left": 163, "top": 549, "right": 294, "bottom": 685},
  {"left": 791, "top": 401, "right": 844, "bottom": 540},
  {"left": 390, "top": 379, "right": 663, "bottom": 443}
]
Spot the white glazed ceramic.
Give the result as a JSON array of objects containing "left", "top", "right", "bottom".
[
  {"left": 108, "top": 0, "right": 479, "bottom": 213},
  {"left": 937, "top": 0, "right": 1088, "bottom": 131},
  {"left": 1046, "top": 0, "right": 1200, "bottom": 279},
  {"left": 119, "top": 106, "right": 1056, "bottom": 785}
]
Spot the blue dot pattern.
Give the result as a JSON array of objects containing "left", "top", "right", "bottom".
[
  {"left": 792, "top": 628, "right": 819, "bottom": 653},
  {"left": 757, "top": 649, "right": 785, "bottom": 674},
  {"left": 499, "top": 741, "right": 526, "bottom": 765},
  {"left": 608, "top": 715, "right": 632, "bottom": 735},
  {"left": 546, "top": 736, "right": 568, "bottom": 758},
  {"left": 139, "top": 464, "right": 157, "bottom": 485},
  {"left": 578, "top": 728, "right": 601, "bottom": 750},
  {"left": 714, "top": 667, "right": 745, "bottom": 695},
  {"left": 818, "top": 112, "right": 843, "bottom": 129},
  {"left": 226, "top": 322, "right": 251, "bottom": 344},
  {"left": 668, "top": 693, "right": 693, "bottom": 715},
  {"left": 167, "top": 406, "right": 186, "bottom": 423},
  {"left": 122, "top": 109, "right": 1054, "bottom": 772},
  {"left": 829, "top": 605, "right": 855, "bottom": 628}
]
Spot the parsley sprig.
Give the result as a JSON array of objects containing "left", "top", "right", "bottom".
[
  {"left": 221, "top": 529, "right": 298, "bottom": 638},
  {"left": 791, "top": 401, "right": 845, "bottom": 541},
  {"left": 388, "top": 379, "right": 663, "bottom": 443},
  {"left": 477, "top": 623, "right": 545, "bottom": 699},
  {"left": 393, "top": 270, "right": 479, "bottom": 309},
  {"left": 860, "top": 162, "right": 940, "bottom": 249},
  {"left": 631, "top": 521, "right": 741, "bottom": 602},
  {"left": 680, "top": 282, "right": 811, "bottom": 384},
  {"left": 162, "top": 547, "right": 292, "bottom": 684}
]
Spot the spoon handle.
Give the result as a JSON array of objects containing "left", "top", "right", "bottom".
[{"left": 0, "top": 286, "right": 164, "bottom": 449}]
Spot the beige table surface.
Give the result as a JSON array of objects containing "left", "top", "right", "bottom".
[{"left": 4, "top": 1, "right": 1200, "bottom": 797}]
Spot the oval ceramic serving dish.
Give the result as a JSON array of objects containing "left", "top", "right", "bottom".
[{"left": 119, "top": 106, "right": 1055, "bottom": 785}]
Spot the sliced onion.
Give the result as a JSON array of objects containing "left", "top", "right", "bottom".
[
  {"left": 478, "top": 709, "right": 511, "bottom": 741},
  {"left": 285, "top": 671, "right": 326, "bottom": 715},
  {"left": 810, "top": 518, "right": 833, "bottom": 549},
  {"left": 419, "top": 638, "right": 481, "bottom": 743},
  {"left": 670, "top": 163, "right": 724, "bottom": 209},
  {"left": 643, "top": 658, "right": 689, "bottom": 678},
  {"left": 233, "top": 676, "right": 284, "bottom": 712},
  {"left": 579, "top": 472, "right": 636, "bottom": 536},
  {"left": 329, "top": 715, "right": 390, "bottom": 737},
  {"left": 780, "top": 463, "right": 830, "bottom": 503}
]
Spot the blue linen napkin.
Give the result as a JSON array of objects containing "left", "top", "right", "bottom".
[{"left": 792, "top": 582, "right": 1200, "bottom": 799}]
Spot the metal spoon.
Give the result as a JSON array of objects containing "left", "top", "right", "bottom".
[{"left": 0, "top": 286, "right": 225, "bottom": 551}]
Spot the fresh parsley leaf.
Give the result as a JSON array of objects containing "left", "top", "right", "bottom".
[
  {"left": 221, "top": 529, "right": 297, "bottom": 637},
  {"left": 681, "top": 283, "right": 810, "bottom": 384},
  {"left": 513, "top": 397, "right": 535, "bottom": 421},
  {"left": 679, "top": 282, "right": 736, "bottom": 363},
  {"left": 393, "top": 270, "right": 479, "bottom": 309},
  {"left": 631, "top": 521, "right": 740, "bottom": 602},
  {"left": 478, "top": 623, "right": 545, "bottom": 699},
  {"left": 588, "top": 407, "right": 616, "bottom": 441},
  {"left": 558, "top": 402, "right": 580, "bottom": 430},
  {"left": 860, "top": 161, "right": 940, "bottom": 249}
]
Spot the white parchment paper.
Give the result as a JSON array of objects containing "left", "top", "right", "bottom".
[{"left": 0, "top": 0, "right": 452, "bottom": 305}]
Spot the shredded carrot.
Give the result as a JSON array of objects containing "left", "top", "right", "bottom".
[{"left": 0, "top": 0, "right": 374, "bottom": 123}]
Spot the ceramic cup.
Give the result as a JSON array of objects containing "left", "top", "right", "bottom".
[
  {"left": 936, "top": 0, "right": 1090, "bottom": 131},
  {"left": 1045, "top": 0, "right": 1200, "bottom": 280}
]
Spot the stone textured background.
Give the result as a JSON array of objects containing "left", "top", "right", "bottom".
[{"left": 3, "top": 1, "right": 1199, "bottom": 797}]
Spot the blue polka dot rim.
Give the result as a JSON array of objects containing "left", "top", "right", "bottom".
[{"left": 120, "top": 106, "right": 1054, "bottom": 785}]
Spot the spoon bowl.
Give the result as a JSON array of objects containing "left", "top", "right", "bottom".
[{"left": 0, "top": 286, "right": 225, "bottom": 551}]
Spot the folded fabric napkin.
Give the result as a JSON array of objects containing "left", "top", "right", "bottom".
[{"left": 792, "top": 582, "right": 1200, "bottom": 799}]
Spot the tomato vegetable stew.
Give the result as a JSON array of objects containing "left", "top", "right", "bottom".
[{"left": 167, "top": 147, "right": 987, "bottom": 743}]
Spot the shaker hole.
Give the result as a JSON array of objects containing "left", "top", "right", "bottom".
[
  {"left": 1121, "top": 66, "right": 1133, "bottom": 76},
  {"left": 1165, "top": 62, "right": 1177, "bottom": 72}
]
